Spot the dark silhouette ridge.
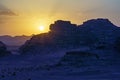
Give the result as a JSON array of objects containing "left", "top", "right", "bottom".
[
  {"left": 50, "top": 20, "right": 77, "bottom": 33},
  {"left": 20, "top": 18, "right": 120, "bottom": 54},
  {"left": 78, "top": 18, "right": 120, "bottom": 45},
  {"left": 0, "top": 41, "right": 11, "bottom": 56},
  {"left": 80, "top": 18, "right": 115, "bottom": 27}
]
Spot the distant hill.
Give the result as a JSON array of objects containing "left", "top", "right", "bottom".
[
  {"left": 0, "top": 35, "right": 31, "bottom": 46},
  {"left": 20, "top": 18, "right": 120, "bottom": 54}
]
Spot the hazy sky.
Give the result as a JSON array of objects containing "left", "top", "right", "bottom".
[{"left": 0, "top": 0, "right": 120, "bottom": 36}]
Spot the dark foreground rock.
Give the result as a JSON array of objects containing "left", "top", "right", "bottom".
[
  {"left": 55, "top": 50, "right": 119, "bottom": 68},
  {"left": 0, "top": 41, "right": 11, "bottom": 56},
  {"left": 56, "top": 51, "right": 100, "bottom": 67}
]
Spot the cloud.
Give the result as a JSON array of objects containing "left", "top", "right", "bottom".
[
  {"left": 0, "top": 4, "right": 17, "bottom": 16},
  {"left": 0, "top": 10, "right": 16, "bottom": 16},
  {"left": 0, "top": 4, "right": 17, "bottom": 24}
]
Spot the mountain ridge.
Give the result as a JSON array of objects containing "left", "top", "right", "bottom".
[
  {"left": 20, "top": 18, "right": 120, "bottom": 54},
  {"left": 0, "top": 35, "right": 31, "bottom": 46}
]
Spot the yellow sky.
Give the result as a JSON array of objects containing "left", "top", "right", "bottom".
[{"left": 0, "top": 0, "right": 120, "bottom": 36}]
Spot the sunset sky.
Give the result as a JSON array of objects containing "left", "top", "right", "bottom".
[{"left": 0, "top": 0, "right": 120, "bottom": 36}]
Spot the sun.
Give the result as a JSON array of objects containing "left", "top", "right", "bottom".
[{"left": 38, "top": 26, "right": 45, "bottom": 31}]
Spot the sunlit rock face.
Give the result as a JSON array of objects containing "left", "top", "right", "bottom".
[
  {"left": 0, "top": 41, "right": 11, "bottom": 56},
  {"left": 20, "top": 19, "right": 120, "bottom": 54}
]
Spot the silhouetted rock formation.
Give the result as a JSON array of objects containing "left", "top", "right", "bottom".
[
  {"left": 20, "top": 18, "right": 120, "bottom": 54},
  {"left": 20, "top": 20, "right": 83, "bottom": 54},
  {"left": 0, "top": 41, "right": 11, "bottom": 56},
  {"left": 50, "top": 20, "right": 77, "bottom": 34},
  {"left": 79, "top": 19, "right": 120, "bottom": 45}
]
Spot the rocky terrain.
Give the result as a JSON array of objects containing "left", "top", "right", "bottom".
[
  {"left": 0, "top": 18, "right": 120, "bottom": 80},
  {"left": 0, "top": 41, "right": 11, "bottom": 56},
  {"left": 20, "top": 18, "right": 120, "bottom": 54}
]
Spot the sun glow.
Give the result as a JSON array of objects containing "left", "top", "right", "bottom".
[
  {"left": 34, "top": 19, "right": 51, "bottom": 34},
  {"left": 38, "top": 26, "right": 45, "bottom": 31}
]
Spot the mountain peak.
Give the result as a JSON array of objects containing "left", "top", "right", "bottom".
[
  {"left": 81, "top": 18, "right": 114, "bottom": 27},
  {"left": 49, "top": 20, "right": 77, "bottom": 33},
  {"left": 20, "top": 18, "right": 120, "bottom": 54}
]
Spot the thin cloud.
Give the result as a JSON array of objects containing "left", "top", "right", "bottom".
[
  {"left": 0, "top": 4, "right": 17, "bottom": 16},
  {"left": 0, "top": 10, "right": 16, "bottom": 16},
  {"left": 0, "top": 4, "right": 17, "bottom": 24}
]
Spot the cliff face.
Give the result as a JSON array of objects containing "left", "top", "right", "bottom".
[
  {"left": 19, "top": 18, "right": 120, "bottom": 54},
  {"left": 0, "top": 41, "right": 11, "bottom": 56}
]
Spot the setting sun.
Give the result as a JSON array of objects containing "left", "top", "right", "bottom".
[{"left": 38, "top": 26, "right": 45, "bottom": 31}]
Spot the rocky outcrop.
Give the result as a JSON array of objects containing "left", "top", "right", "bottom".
[
  {"left": 56, "top": 51, "right": 100, "bottom": 67},
  {"left": 19, "top": 20, "right": 86, "bottom": 54},
  {"left": 79, "top": 19, "right": 120, "bottom": 45},
  {"left": 19, "top": 18, "right": 120, "bottom": 54},
  {"left": 0, "top": 41, "right": 11, "bottom": 56}
]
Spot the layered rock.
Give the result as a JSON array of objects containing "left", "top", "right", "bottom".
[{"left": 56, "top": 51, "right": 100, "bottom": 67}]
